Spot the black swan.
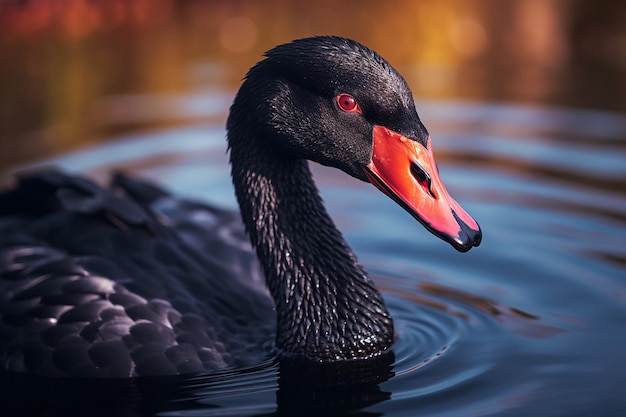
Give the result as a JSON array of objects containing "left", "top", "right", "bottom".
[{"left": 0, "top": 36, "right": 481, "bottom": 378}]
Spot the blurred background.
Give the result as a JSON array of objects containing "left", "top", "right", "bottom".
[{"left": 1, "top": 0, "right": 625, "bottom": 171}]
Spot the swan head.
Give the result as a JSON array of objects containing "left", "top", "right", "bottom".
[{"left": 228, "top": 36, "right": 481, "bottom": 252}]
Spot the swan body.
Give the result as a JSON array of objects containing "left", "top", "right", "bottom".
[{"left": 0, "top": 36, "right": 481, "bottom": 377}]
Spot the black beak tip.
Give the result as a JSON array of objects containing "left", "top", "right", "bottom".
[{"left": 450, "top": 212, "right": 482, "bottom": 253}]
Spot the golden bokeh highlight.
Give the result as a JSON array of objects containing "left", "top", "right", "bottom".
[
  {"left": 449, "top": 18, "right": 487, "bottom": 58},
  {"left": 219, "top": 16, "right": 259, "bottom": 53}
]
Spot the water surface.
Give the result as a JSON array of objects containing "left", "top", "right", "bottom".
[{"left": 2, "top": 97, "right": 626, "bottom": 417}]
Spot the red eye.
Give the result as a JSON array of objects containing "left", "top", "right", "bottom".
[{"left": 336, "top": 94, "right": 362, "bottom": 114}]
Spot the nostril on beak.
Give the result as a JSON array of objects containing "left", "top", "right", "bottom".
[{"left": 410, "top": 162, "right": 436, "bottom": 198}]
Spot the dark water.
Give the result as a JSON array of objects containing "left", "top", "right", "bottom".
[{"left": 2, "top": 96, "right": 626, "bottom": 416}]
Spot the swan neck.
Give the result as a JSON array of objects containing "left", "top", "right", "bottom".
[{"left": 228, "top": 137, "right": 393, "bottom": 361}]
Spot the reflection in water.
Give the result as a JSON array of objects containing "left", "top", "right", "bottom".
[
  {"left": 276, "top": 355, "right": 394, "bottom": 416},
  {"left": 1, "top": 355, "right": 395, "bottom": 417},
  {"left": 417, "top": 282, "right": 565, "bottom": 339}
]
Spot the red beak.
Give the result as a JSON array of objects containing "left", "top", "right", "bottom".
[{"left": 363, "top": 126, "right": 481, "bottom": 252}]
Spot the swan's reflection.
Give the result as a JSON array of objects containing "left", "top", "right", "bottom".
[
  {"left": 0, "top": 352, "right": 394, "bottom": 416},
  {"left": 274, "top": 352, "right": 394, "bottom": 416}
]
